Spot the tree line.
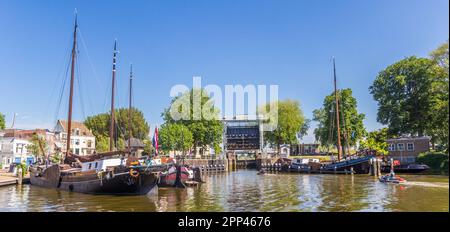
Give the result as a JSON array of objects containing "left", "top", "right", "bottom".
[{"left": 65, "top": 41, "right": 450, "bottom": 156}]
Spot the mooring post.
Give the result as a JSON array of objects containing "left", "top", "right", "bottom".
[
  {"left": 371, "top": 158, "right": 377, "bottom": 177},
  {"left": 377, "top": 159, "right": 382, "bottom": 177},
  {"left": 369, "top": 158, "right": 375, "bottom": 176},
  {"left": 350, "top": 166, "right": 354, "bottom": 175},
  {"left": 17, "top": 167, "right": 23, "bottom": 185}
]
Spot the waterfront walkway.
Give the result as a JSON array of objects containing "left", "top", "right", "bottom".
[{"left": 0, "top": 172, "right": 30, "bottom": 187}]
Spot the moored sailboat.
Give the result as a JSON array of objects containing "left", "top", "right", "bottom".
[
  {"left": 322, "top": 58, "right": 372, "bottom": 174},
  {"left": 30, "top": 13, "right": 164, "bottom": 195}
]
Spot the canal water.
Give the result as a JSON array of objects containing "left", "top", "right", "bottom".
[{"left": 0, "top": 170, "right": 448, "bottom": 212}]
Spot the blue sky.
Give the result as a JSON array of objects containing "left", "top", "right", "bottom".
[{"left": 0, "top": 0, "right": 448, "bottom": 142}]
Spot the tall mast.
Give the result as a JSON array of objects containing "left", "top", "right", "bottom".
[
  {"left": 66, "top": 13, "right": 78, "bottom": 160},
  {"left": 109, "top": 40, "right": 118, "bottom": 151},
  {"left": 128, "top": 64, "right": 133, "bottom": 153},
  {"left": 333, "top": 57, "right": 342, "bottom": 162}
]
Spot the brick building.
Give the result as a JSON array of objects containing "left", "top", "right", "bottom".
[{"left": 387, "top": 137, "right": 430, "bottom": 164}]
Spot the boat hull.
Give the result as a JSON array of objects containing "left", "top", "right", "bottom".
[
  {"left": 29, "top": 165, "right": 158, "bottom": 195},
  {"left": 381, "top": 164, "right": 430, "bottom": 173},
  {"left": 157, "top": 166, "right": 191, "bottom": 187},
  {"left": 323, "top": 156, "right": 373, "bottom": 174}
]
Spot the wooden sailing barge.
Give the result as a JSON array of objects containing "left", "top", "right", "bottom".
[
  {"left": 321, "top": 58, "right": 373, "bottom": 174},
  {"left": 30, "top": 14, "right": 163, "bottom": 195}
]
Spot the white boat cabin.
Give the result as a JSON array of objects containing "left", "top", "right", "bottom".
[
  {"left": 292, "top": 158, "right": 320, "bottom": 165},
  {"left": 81, "top": 158, "right": 124, "bottom": 172}
]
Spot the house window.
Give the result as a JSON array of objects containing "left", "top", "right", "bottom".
[
  {"left": 75, "top": 139, "right": 80, "bottom": 145},
  {"left": 407, "top": 143, "right": 414, "bottom": 151},
  {"left": 87, "top": 140, "right": 92, "bottom": 148},
  {"left": 75, "top": 148, "right": 80, "bottom": 155},
  {"left": 406, "top": 157, "right": 415, "bottom": 163},
  {"left": 397, "top": 143, "right": 405, "bottom": 151},
  {"left": 76, "top": 129, "right": 80, "bottom": 136},
  {"left": 388, "top": 144, "right": 395, "bottom": 151}
]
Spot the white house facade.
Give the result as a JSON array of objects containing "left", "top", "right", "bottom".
[
  {"left": 0, "top": 137, "right": 33, "bottom": 169},
  {"left": 54, "top": 120, "right": 96, "bottom": 156}
]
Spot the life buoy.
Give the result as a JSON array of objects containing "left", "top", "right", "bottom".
[{"left": 129, "top": 169, "right": 139, "bottom": 178}]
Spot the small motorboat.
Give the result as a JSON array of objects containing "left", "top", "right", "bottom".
[
  {"left": 158, "top": 165, "right": 193, "bottom": 187},
  {"left": 257, "top": 169, "right": 266, "bottom": 175},
  {"left": 379, "top": 158, "right": 407, "bottom": 184},
  {"left": 379, "top": 174, "right": 406, "bottom": 184}
]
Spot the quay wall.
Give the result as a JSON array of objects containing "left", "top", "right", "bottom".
[{"left": 183, "top": 159, "right": 229, "bottom": 171}]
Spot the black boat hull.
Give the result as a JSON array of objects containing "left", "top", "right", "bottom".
[
  {"left": 381, "top": 165, "right": 430, "bottom": 174},
  {"left": 29, "top": 165, "right": 159, "bottom": 195},
  {"left": 323, "top": 156, "right": 373, "bottom": 174}
]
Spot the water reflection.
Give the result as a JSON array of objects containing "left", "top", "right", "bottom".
[{"left": 0, "top": 170, "right": 448, "bottom": 212}]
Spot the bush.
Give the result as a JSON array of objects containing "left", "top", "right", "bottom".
[
  {"left": 15, "top": 162, "right": 28, "bottom": 177},
  {"left": 416, "top": 152, "right": 449, "bottom": 174}
]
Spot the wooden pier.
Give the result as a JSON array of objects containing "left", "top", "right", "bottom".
[{"left": 0, "top": 174, "right": 30, "bottom": 187}]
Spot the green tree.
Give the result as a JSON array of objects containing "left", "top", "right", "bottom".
[
  {"left": 260, "top": 100, "right": 307, "bottom": 154},
  {"left": 428, "top": 41, "right": 449, "bottom": 151},
  {"left": 26, "top": 134, "right": 48, "bottom": 158},
  {"left": 0, "top": 113, "right": 5, "bottom": 130},
  {"left": 95, "top": 135, "right": 110, "bottom": 153},
  {"left": 162, "top": 88, "right": 223, "bottom": 155},
  {"left": 313, "top": 89, "right": 366, "bottom": 155},
  {"left": 142, "top": 139, "right": 155, "bottom": 156},
  {"left": 159, "top": 123, "right": 194, "bottom": 155},
  {"left": 359, "top": 128, "right": 389, "bottom": 155},
  {"left": 84, "top": 107, "right": 150, "bottom": 151},
  {"left": 370, "top": 54, "right": 448, "bottom": 150},
  {"left": 430, "top": 41, "right": 449, "bottom": 72}
]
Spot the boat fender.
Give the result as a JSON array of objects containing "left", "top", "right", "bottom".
[{"left": 129, "top": 169, "right": 139, "bottom": 178}]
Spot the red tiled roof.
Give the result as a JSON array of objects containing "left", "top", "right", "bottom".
[{"left": 57, "top": 120, "right": 94, "bottom": 136}]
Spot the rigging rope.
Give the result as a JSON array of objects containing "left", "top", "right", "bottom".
[
  {"left": 76, "top": 46, "right": 87, "bottom": 121},
  {"left": 46, "top": 35, "right": 72, "bottom": 125}
]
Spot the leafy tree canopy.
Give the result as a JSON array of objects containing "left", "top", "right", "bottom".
[
  {"left": 0, "top": 113, "right": 5, "bottom": 130},
  {"left": 359, "top": 128, "right": 389, "bottom": 155},
  {"left": 313, "top": 89, "right": 366, "bottom": 149},
  {"left": 162, "top": 88, "right": 223, "bottom": 154},
  {"left": 26, "top": 133, "right": 48, "bottom": 158},
  {"left": 84, "top": 107, "right": 150, "bottom": 152},
  {"left": 158, "top": 123, "right": 194, "bottom": 154},
  {"left": 370, "top": 44, "right": 448, "bottom": 152},
  {"left": 260, "top": 100, "right": 307, "bottom": 151}
]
